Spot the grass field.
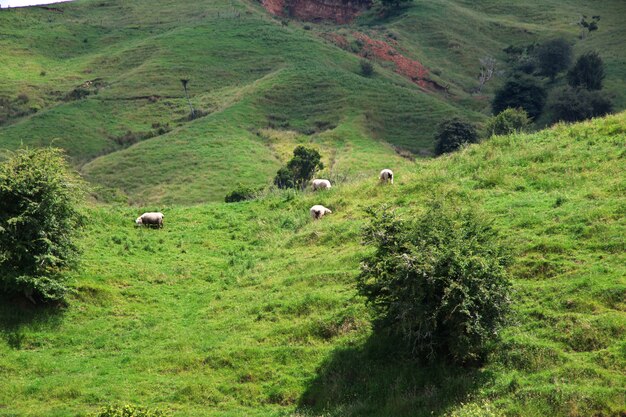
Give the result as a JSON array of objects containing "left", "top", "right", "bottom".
[
  {"left": 0, "top": 113, "right": 624, "bottom": 416},
  {"left": 1, "top": 0, "right": 625, "bottom": 204}
]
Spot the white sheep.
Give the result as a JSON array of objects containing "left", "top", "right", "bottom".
[
  {"left": 135, "top": 212, "right": 164, "bottom": 228},
  {"left": 310, "top": 205, "right": 332, "bottom": 220},
  {"left": 379, "top": 169, "right": 394, "bottom": 184},
  {"left": 311, "top": 179, "right": 332, "bottom": 191}
]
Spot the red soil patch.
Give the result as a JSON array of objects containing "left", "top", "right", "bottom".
[
  {"left": 262, "top": 0, "right": 286, "bottom": 16},
  {"left": 261, "top": 0, "right": 369, "bottom": 24},
  {"left": 355, "top": 33, "right": 429, "bottom": 88}
]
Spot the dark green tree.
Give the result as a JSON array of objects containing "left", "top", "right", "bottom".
[
  {"left": 534, "top": 38, "right": 573, "bottom": 81},
  {"left": 0, "top": 148, "right": 85, "bottom": 303},
  {"left": 273, "top": 146, "right": 324, "bottom": 190},
  {"left": 360, "top": 59, "right": 374, "bottom": 77},
  {"left": 357, "top": 203, "right": 512, "bottom": 363},
  {"left": 547, "top": 86, "right": 612, "bottom": 124},
  {"left": 434, "top": 117, "right": 479, "bottom": 155},
  {"left": 567, "top": 51, "right": 605, "bottom": 90},
  {"left": 492, "top": 73, "right": 547, "bottom": 120}
]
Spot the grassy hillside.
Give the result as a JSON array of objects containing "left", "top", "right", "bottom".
[
  {"left": 1, "top": 0, "right": 625, "bottom": 203},
  {"left": 1, "top": 113, "right": 624, "bottom": 416}
]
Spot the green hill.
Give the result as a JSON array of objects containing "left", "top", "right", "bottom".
[
  {"left": 1, "top": 113, "right": 624, "bottom": 416},
  {"left": 1, "top": 0, "right": 625, "bottom": 203}
]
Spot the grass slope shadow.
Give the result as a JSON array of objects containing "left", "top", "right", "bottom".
[
  {"left": 297, "top": 331, "right": 492, "bottom": 417},
  {"left": 0, "top": 294, "right": 64, "bottom": 350}
]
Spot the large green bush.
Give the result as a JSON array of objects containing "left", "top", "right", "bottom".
[
  {"left": 533, "top": 38, "right": 572, "bottom": 81},
  {"left": 0, "top": 148, "right": 84, "bottom": 302},
  {"left": 357, "top": 203, "right": 512, "bottom": 363}
]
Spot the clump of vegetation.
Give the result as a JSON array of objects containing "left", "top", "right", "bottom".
[
  {"left": 492, "top": 73, "right": 547, "bottom": 120},
  {"left": 273, "top": 146, "right": 323, "bottom": 190},
  {"left": 360, "top": 59, "right": 374, "bottom": 77},
  {"left": 93, "top": 404, "right": 168, "bottom": 417},
  {"left": 567, "top": 51, "right": 605, "bottom": 91},
  {"left": 225, "top": 184, "right": 262, "bottom": 203},
  {"left": 546, "top": 87, "right": 612, "bottom": 124},
  {"left": 485, "top": 108, "right": 531, "bottom": 136},
  {"left": 533, "top": 38, "right": 573, "bottom": 81},
  {"left": 357, "top": 203, "right": 512, "bottom": 363},
  {"left": 434, "top": 117, "right": 479, "bottom": 155},
  {"left": 0, "top": 148, "right": 85, "bottom": 303}
]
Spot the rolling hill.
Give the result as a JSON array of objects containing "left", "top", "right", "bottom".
[
  {"left": 0, "top": 113, "right": 624, "bottom": 416},
  {"left": 1, "top": 0, "right": 625, "bottom": 203}
]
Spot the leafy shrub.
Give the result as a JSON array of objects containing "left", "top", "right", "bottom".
[
  {"left": 93, "top": 404, "right": 168, "bottom": 417},
  {"left": 547, "top": 87, "right": 612, "bottom": 124},
  {"left": 492, "top": 73, "right": 546, "bottom": 120},
  {"left": 434, "top": 117, "right": 479, "bottom": 155},
  {"left": 567, "top": 51, "right": 605, "bottom": 91},
  {"left": 533, "top": 38, "right": 572, "bottom": 81},
  {"left": 225, "top": 184, "right": 262, "bottom": 203},
  {"left": 357, "top": 203, "right": 512, "bottom": 363},
  {"left": 0, "top": 148, "right": 84, "bottom": 302},
  {"left": 485, "top": 108, "right": 531, "bottom": 136},
  {"left": 273, "top": 146, "right": 323, "bottom": 190},
  {"left": 360, "top": 59, "right": 374, "bottom": 77}
]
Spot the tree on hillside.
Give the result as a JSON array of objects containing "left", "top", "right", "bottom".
[
  {"left": 0, "top": 148, "right": 85, "bottom": 303},
  {"left": 180, "top": 78, "right": 196, "bottom": 120},
  {"left": 274, "top": 146, "right": 324, "bottom": 190},
  {"left": 477, "top": 56, "right": 498, "bottom": 93},
  {"left": 576, "top": 15, "right": 600, "bottom": 40},
  {"left": 546, "top": 86, "right": 612, "bottom": 124},
  {"left": 492, "top": 73, "right": 547, "bottom": 120},
  {"left": 357, "top": 203, "right": 512, "bottom": 363},
  {"left": 567, "top": 51, "right": 605, "bottom": 91},
  {"left": 534, "top": 38, "right": 573, "bottom": 81},
  {"left": 434, "top": 118, "right": 479, "bottom": 155}
]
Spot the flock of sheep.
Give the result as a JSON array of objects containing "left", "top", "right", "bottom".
[{"left": 135, "top": 169, "right": 394, "bottom": 227}]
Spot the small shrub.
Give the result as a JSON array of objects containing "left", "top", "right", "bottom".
[
  {"left": 485, "top": 108, "right": 531, "bottom": 137},
  {"left": 93, "top": 404, "right": 168, "bottom": 417},
  {"left": 224, "top": 185, "right": 262, "bottom": 203},
  {"left": 0, "top": 148, "right": 85, "bottom": 302},
  {"left": 434, "top": 117, "right": 479, "bottom": 155},
  {"left": 357, "top": 203, "right": 512, "bottom": 363},
  {"left": 273, "top": 146, "right": 323, "bottom": 190},
  {"left": 360, "top": 59, "right": 374, "bottom": 77}
]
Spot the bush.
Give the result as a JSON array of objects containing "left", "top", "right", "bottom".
[
  {"left": 492, "top": 73, "right": 547, "bottom": 120},
  {"left": 225, "top": 184, "right": 261, "bottom": 203},
  {"left": 93, "top": 404, "right": 167, "bottom": 417},
  {"left": 273, "top": 146, "right": 323, "bottom": 190},
  {"left": 485, "top": 108, "right": 531, "bottom": 137},
  {"left": 567, "top": 51, "right": 605, "bottom": 91},
  {"left": 533, "top": 38, "right": 572, "bottom": 81},
  {"left": 360, "top": 59, "right": 374, "bottom": 77},
  {"left": 0, "top": 148, "right": 84, "bottom": 302},
  {"left": 357, "top": 203, "right": 512, "bottom": 363},
  {"left": 547, "top": 86, "right": 612, "bottom": 124},
  {"left": 434, "top": 117, "right": 479, "bottom": 155}
]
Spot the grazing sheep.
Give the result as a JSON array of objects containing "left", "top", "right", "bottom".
[
  {"left": 379, "top": 169, "right": 394, "bottom": 184},
  {"left": 310, "top": 205, "right": 332, "bottom": 220},
  {"left": 311, "top": 179, "right": 332, "bottom": 191},
  {"left": 136, "top": 212, "right": 164, "bottom": 228}
]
